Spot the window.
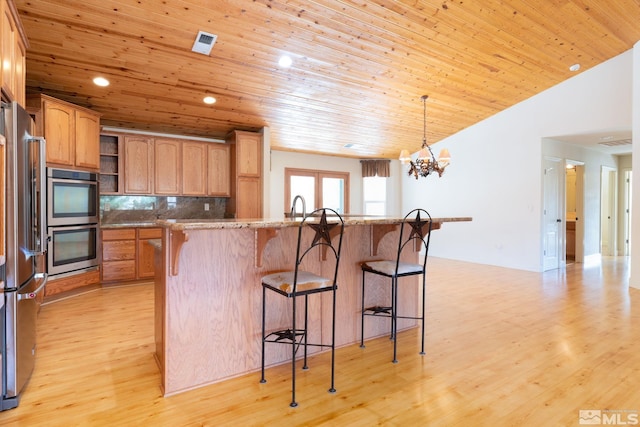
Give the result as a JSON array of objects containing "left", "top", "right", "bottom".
[
  {"left": 363, "top": 176, "right": 386, "bottom": 216},
  {"left": 285, "top": 168, "right": 349, "bottom": 215}
]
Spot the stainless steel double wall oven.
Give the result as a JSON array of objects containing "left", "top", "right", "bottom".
[{"left": 46, "top": 168, "right": 100, "bottom": 276}]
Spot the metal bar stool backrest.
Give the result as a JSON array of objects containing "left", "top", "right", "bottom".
[
  {"left": 291, "top": 208, "right": 345, "bottom": 294},
  {"left": 395, "top": 208, "right": 433, "bottom": 275}
]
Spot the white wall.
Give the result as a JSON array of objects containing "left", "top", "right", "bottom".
[
  {"left": 630, "top": 41, "right": 640, "bottom": 289},
  {"left": 265, "top": 150, "right": 403, "bottom": 219},
  {"left": 402, "top": 49, "right": 634, "bottom": 272}
]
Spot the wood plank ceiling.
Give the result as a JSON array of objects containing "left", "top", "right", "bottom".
[{"left": 14, "top": 0, "right": 640, "bottom": 159}]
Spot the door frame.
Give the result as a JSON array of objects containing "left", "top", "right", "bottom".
[
  {"left": 565, "top": 160, "right": 585, "bottom": 263},
  {"left": 623, "top": 169, "right": 632, "bottom": 256}
]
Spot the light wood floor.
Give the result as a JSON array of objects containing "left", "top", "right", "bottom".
[{"left": 1, "top": 257, "right": 638, "bottom": 426}]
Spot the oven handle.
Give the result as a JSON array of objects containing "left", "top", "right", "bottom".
[
  {"left": 27, "top": 136, "right": 47, "bottom": 257},
  {"left": 18, "top": 273, "right": 48, "bottom": 301}
]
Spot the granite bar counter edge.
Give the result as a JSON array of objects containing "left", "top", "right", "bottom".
[
  {"left": 155, "top": 216, "right": 473, "bottom": 231},
  {"left": 100, "top": 221, "right": 161, "bottom": 229}
]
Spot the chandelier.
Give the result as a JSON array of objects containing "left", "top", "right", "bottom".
[{"left": 399, "top": 95, "right": 451, "bottom": 179}]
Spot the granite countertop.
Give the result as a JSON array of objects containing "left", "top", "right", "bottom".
[
  {"left": 155, "top": 216, "right": 473, "bottom": 231},
  {"left": 100, "top": 221, "right": 161, "bottom": 229}
]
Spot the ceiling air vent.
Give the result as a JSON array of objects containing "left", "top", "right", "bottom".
[
  {"left": 192, "top": 31, "right": 217, "bottom": 55},
  {"left": 598, "top": 139, "right": 632, "bottom": 147}
]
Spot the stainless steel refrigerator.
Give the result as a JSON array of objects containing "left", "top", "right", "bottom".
[{"left": 0, "top": 101, "right": 47, "bottom": 411}]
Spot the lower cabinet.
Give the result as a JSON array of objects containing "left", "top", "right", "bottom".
[
  {"left": 102, "top": 227, "right": 162, "bottom": 283},
  {"left": 138, "top": 228, "right": 160, "bottom": 278}
]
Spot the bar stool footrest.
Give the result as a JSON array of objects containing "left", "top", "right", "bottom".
[
  {"left": 264, "top": 328, "right": 306, "bottom": 344},
  {"left": 363, "top": 305, "right": 393, "bottom": 316}
]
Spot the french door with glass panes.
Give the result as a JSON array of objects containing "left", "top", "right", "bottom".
[{"left": 284, "top": 168, "right": 349, "bottom": 216}]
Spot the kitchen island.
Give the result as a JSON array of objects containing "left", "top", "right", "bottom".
[{"left": 154, "top": 215, "right": 471, "bottom": 396}]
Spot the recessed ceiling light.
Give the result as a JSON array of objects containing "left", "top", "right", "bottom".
[
  {"left": 203, "top": 96, "right": 216, "bottom": 105},
  {"left": 569, "top": 64, "right": 580, "bottom": 72},
  {"left": 278, "top": 55, "right": 292, "bottom": 68},
  {"left": 93, "top": 77, "right": 110, "bottom": 87}
]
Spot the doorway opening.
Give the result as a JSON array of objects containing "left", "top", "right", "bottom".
[{"left": 565, "top": 161, "right": 584, "bottom": 264}]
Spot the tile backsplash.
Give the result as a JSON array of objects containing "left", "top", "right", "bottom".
[{"left": 100, "top": 195, "right": 227, "bottom": 224}]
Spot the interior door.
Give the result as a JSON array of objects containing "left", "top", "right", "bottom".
[
  {"left": 600, "top": 167, "right": 616, "bottom": 256},
  {"left": 543, "top": 158, "right": 562, "bottom": 271},
  {"left": 575, "top": 164, "right": 585, "bottom": 263}
]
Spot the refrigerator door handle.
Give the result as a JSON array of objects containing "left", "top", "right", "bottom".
[
  {"left": 17, "top": 273, "right": 48, "bottom": 301},
  {"left": 27, "top": 136, "right": 47, "bottom": 257}
]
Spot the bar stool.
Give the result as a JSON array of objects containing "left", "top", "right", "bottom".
[
  {"left": 360, "top": 208, "right": 432, "bottom": 363},
  {"left": 260, "top": 208, "right": 345, "bottom": 407}
]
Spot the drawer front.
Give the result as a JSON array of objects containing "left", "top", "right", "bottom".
[
  {"left": 102, "top": 240, "right": 136, "bottom": 261},
  {"left": 138, "top": 228, "right": 162, "bottom": 239},
  {"left": 102, "top": 260, "right": 136, "bottom": 282},
  {"left": 102, "top": 228, "right": 136, "bottom": 240}
]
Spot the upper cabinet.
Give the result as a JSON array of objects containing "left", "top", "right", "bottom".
[
  {"left": 111, "top": 132, "right": 230, "bottom": 197},
  {"left": 124, "top": 135, "right": 154, "bottom": 194},
  {"left": 154, "top": 138, "right": 181, "bottom": 195},
  {"left": 38, "top": 98, "right": 74, "bottom": 166},
  {"left": 182, "top": 141, "right": 207, "bottom": 196},
  {"left": 235, "top": 131, "right": 262, "bottom": 177},
  {"left": 226, "top": 130, "right": 263, "bottom": 219},
  {"left": 75, "top": 109, "right": 101, "bottom": 169},
  {"left": 1, "top": 0, "right": 27, "bottom": 106},
  {"left": 27, "top": 94, "right": 101, "bottom": 172},
  {"left": 207, "top": 143, "right": 230, "bottom": 197}
]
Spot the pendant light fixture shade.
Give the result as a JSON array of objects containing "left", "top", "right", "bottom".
[{"left": 399, "top": 95, "right": 451, "bottom": 179}]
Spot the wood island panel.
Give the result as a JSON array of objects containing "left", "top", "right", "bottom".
[{"left": 155, "top": 218, "right": 459, "bottom": 396}]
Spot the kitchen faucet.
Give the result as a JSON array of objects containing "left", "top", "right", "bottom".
[{"left": 290, "top": 195, "right": 306, "bottom": 218}]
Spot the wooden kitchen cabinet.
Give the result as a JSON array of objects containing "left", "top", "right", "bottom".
[
  {"left": 27, "top": 94, "right": 101, "bottom": 171},
  {"left": 154, "top": 138, "right": 181, "bottom": 195},
  {"left": 236, "top": 176, "right": 261, "bottom": 219},
  {"left": 207, "top": 143, "right": 230, "bottom": 197},
  {"left": 102, "top": 228, "right": 136, "bottom": 283},
  {"left": 102, "top": 227, "right": 162, "bottom": 283},
  {"left": 235, "top": 131, "right": 261, "bottom": 177},
  {"left": 117, "top": 131, "right": 231, "bottom": 197},
  {"left": 138, "top": 228, "right": 162, "bottom": 278},
  {"left": 124, "top": 136, "right": 154, "bottom": 194},
  {"left": 182, "top": 141, "right": 207, "bottom": 196},
  {"left": 37, "top": 98, "right": 74, "bottom": 166},
  {"left": 183, "top": 141, "right": 230, "bottom": 197},
  {"left": 226, "top": 130, "right": 263, "bottom": 218},
  {"left": 1, "top": 0, "right": 27, "bottom": 106},
  {"left": 74, "top": 109, "right": 101, "bottom": 170}
]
